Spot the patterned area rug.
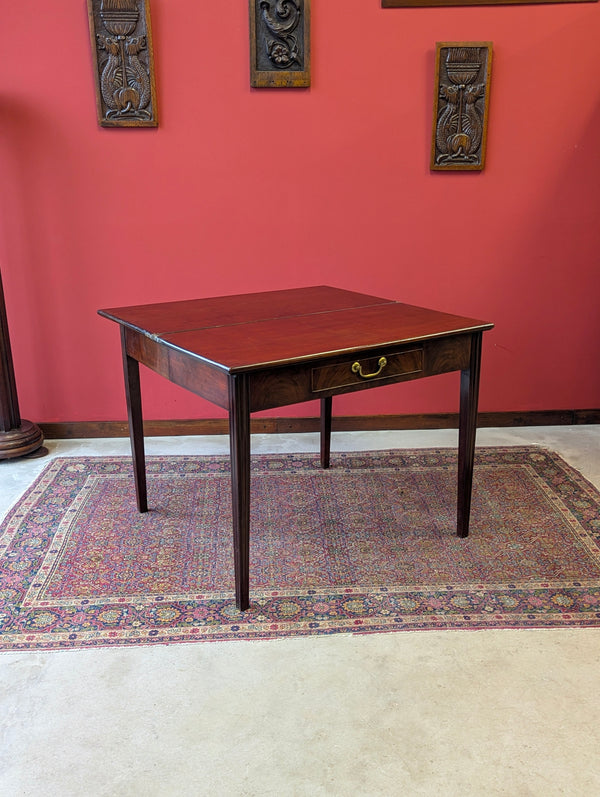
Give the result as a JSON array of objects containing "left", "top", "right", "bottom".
[{"left": 1, "top": 447, "right": 600, "bottom": 651}]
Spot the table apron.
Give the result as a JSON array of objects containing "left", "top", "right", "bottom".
[
  {"left": 124, "top": 329, "right": 474, "bottom": 414},
  {"left": 124, "top": 328, "right": 230, "bottom": 409},
  {"left": 248, "top": 333, "right": 473, "bottom": 413}
]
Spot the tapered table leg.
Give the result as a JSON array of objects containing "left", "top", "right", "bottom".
[
  {"left": 320, "top": 396, "right": 332, "bottom": 469},
  {"left": 121, "top": 328, "right": 147, "bottom": 513},
  {"left": 457, "top": 331, "right": 483, "bottom": 538},
  {"left": 229, "top": 373, "right": 251, "bottom": 611}
]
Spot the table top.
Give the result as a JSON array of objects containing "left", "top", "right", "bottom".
[{"left": 99, "top": 286, "right": 493, "bottom": 373}]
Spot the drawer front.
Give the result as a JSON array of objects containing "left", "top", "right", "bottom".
[{"left": 311, "top": 348, "right": 423, "bottom": 393}]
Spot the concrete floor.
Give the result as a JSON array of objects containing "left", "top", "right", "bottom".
[{"left": 1, "top": 426, "right": 599, "bottom": 796}]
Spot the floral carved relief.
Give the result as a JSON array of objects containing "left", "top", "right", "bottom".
[
  {"left": 431, "top": 43, "right": 492, "bottom": 171},
  {"left": 87, "top": 0, "right": 158, "bottom": 127},
  {"left": 249, "top": 0, "right": 311, "bottom": 87}
]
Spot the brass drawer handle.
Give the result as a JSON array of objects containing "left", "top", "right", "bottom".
[{"left": 351, "top": 356, "right": 387, "bottom": 379}]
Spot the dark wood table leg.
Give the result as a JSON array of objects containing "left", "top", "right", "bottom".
[
  {"left": 320, "top": 396, "right": 332, "bottom": 469},
  {"left": 228, "top": 373, "right": 251, "bottom": 611},
  {"left": 120, "top": 328, "right": 147, "bottom": 513},
  {"left": 457, "top": 331, "right": 483, "bottom": 538}
]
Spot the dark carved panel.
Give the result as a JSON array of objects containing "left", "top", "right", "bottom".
[
  {"left": 249, "top": 0, "right": 311, "bottom": 88},
  {"left": 431, "top": 43, "right": 492, "bottom": 171},
  {"left": 87, "top": 0, "right": 158, "bottom": 127}
]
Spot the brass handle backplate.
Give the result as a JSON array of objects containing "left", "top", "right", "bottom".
[{"left": 351, "top": 356, "right": 388, "bottom": 379}]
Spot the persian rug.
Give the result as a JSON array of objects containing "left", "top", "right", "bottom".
[{"left": 1, "top": 447, "right": 600, "bottom": 651}]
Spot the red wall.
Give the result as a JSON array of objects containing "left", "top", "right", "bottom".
[{"left": 1, "top": 1, "right": 599, "bottom": 424}]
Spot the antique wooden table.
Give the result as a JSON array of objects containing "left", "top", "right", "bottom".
[{"left": 99, "top": 286, "right": 493, "bottom": 611}]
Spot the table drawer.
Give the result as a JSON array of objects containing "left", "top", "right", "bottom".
[{"left": 311, "top": 348, "right": 423, "bottom": 393}]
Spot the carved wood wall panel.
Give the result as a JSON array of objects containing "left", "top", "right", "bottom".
[
  {"left": 249, "top": 0, "right": 311, "bottom": 88},
  {"left": 87, "top": 0, "right": 158, "bottom": 127},
  {"left": 431, "top": 42, "right": 492, "bottom": 171}
]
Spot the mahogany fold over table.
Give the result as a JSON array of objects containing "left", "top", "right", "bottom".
[{"left": 99, "top": 286, "right": 493, "bottom": 611}]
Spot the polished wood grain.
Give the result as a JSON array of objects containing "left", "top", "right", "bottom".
[
  {"left": 121, "top": 327, "right": 147, "bottom": 513},
  {"left": 458, "top": 331, "right": 483, "bottom": 536},
  {"left": 228, "top": 373, "right": 251, "bottom": 612},
  {"left": 247, "top": 335, "right": 471, "bottom": 412},
  {"left": 320, "top": 397, "right": 332, "bottom": 469},
  {"left": 100, "top": 286, "right": 387, "bottom": 337},
  {"left": 312, "top": 348, "right": 424, "bottom": 393},
  {"left": 99, "top": 286, "right": 493, "bottom": 611},
  {"left": 159, "top": 301, "right": 489, "bottom": 373}
]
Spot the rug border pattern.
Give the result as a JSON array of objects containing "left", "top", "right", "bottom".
[{"left": 2, "top": 446, "right": 600, "bottom": 651}]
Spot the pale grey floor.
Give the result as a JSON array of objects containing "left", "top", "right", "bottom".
[{"left": 1, "top": 427, "right": 599, "bottom": 796}]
